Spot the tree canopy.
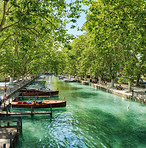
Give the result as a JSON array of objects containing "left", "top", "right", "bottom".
[
  {"left": 0, "top": 0, "right": 145, "bottom": 89},
  {"left": 0, "top": 0, "right": 83, "bottom": 77},
  {"left": 59, "top": 0, "right": 146, "bottom": 89}
]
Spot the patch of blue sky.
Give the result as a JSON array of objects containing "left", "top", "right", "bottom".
[{"left": 65, "top": 0, "right": 89, "bottom": 36}]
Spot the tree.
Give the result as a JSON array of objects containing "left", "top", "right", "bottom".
[
  {"left": 84, "top": 0, "right": 145, "bottom": 89},
  {"left": 0, "top": 0, "right": 83, "bottom": 78}
]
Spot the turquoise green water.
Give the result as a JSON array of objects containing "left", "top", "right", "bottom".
[{"left": 15, "top": 76, "right": 146, "bottom": 148}]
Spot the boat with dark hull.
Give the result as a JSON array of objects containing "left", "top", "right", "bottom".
[
  {"left": 11, "top": 100, "right": 66, "bottom": 108},
  {"left": 20, "top": 89, "right": 59, "bottom": 96}
]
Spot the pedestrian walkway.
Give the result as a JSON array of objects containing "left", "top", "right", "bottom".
[
  {"left": 76, "top": 78, "right": 146, "bottom": 104},
  {"left": 92, "top": 82, "right": 146, "bottom": 104},
  {"left": 0, "top": 81, "right": 27, "bottom": 96},
  {"left": 0, "top": 78, "right": 36, "bottom": 112}
]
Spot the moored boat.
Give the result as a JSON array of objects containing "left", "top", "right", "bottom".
[
  {"left": 63, "top": 79, "right": 76, "bottom": 82},
  {"left": 11, "top": 100, "right": 66, "bottom": 108},
  {"left": 20, "top": 89, "right": 59, "bottom": 96}
]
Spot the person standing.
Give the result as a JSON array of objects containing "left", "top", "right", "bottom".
[
  {"left": 0, "top": 96, "right": 2, "bottom": 106},
  {"left": 105, "top": 81, "right": 107, "bottom": 86},
  {"left": 4, "top": 84, "right": 7, "bottom": 95},
  {"left": 4, "top": 94, "right": 7, "bottom": 103},
  {"left": 3, "top": 84, "right": 7, "bottom": 105}
]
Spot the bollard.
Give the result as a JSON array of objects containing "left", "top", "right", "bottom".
[
  {"left": 50, "top": 104, "right": 52, "bottom": 118},
  {"left": 17, "top": 121, "right": 19, "bottom": 134},
  {"left": 10, "top": 133, "right": 12, "bottom": 147},
  {"left": 20, "top": 117, "right": 22, "bottom": 133},
  {"left": 31, "top": 106, "right": 34, "bottom": 117},
  {"left": 132, "top": 90, "right": 134, "bottom": 99},
  {"left": 6, "top": 107, "right": 8, "bottom": 116}
]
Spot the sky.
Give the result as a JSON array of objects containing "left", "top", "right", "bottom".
[
  {"left": 65, "top": 0, "right": 88, "bottom": 36},
  {"left": 66, "top": 11, "right": 87, "bottom": 36}
]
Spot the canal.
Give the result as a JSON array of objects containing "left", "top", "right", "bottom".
[{"left": 15, "top": 76, "right": 146, "bottom": 148}]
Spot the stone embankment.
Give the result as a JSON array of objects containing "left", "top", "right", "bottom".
[
  {"left": 86, "top": 81, "right": 145, "bottom": 104},
  {"left": 59, "top": 75, "right": 146, "bottom": 104}
]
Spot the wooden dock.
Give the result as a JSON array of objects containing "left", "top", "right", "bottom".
[
  {"left": 0, "top": 128, "right": 17, "bottom": 148},
  {"left": 0, "top": 110, "right": 52, "bottom": 118},
  {"left": 0, "top": 117, "right": 22, "bottom": 148}
]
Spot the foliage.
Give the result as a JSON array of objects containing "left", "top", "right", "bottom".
[
  {"left": 0, "top": 0, "right": 83, "bottom": 77},
  {"left": 0, "top": 0, "right": 145, "bottom": 88},
  {"left": 59, "top": 0, "right": 145, "bottom": 88}
]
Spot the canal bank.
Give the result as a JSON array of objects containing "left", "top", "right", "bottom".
[
  {"left": 59, "top": 75, "right": 146, "bottom": 104},
  {"left": 0, "top": 76, "right": 38, "bottom": 148},
  {"left": 0, "top": 76, "right": 37, "bottom": 111},
  {"left": 90, "top": 82, "right": 146, "bottom": 104}
]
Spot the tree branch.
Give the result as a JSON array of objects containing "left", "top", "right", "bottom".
[
  {"left": 0, "top": 21, "right": 19, "bottom": 33},
  {"left": 21, "top": 26, "right": 41, "bottom": 35},
  {"left": 0, "top": 34, "right": 13, "bottom": 49},
  {"left": 6, "top": 5, "right": 13, "bottom": 15},
  {"left": 44, "top": 17, "right": 58, "bottom": 30},
  {"left": 0, "top": 1, "right": 7, "bottom": 30}
]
